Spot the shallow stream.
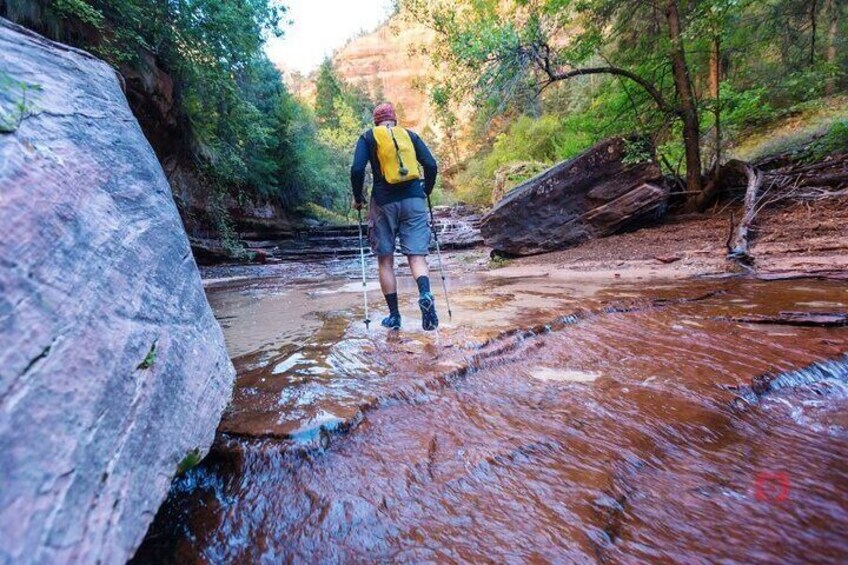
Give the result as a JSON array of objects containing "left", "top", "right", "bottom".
[{"left": 135, "top": 259, "right": 848, "bottom": 563}]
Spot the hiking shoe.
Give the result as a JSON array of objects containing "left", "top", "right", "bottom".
[
  {"left": 381, "top": 312, "right": 402, "bottom": 330},
  {"left": 419, "top": 292, "right": 439, "bottom": 331}
]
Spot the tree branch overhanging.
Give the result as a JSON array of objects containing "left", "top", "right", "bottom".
[{"left": 529, "top": 47, "right": 677, "bottom": 116}]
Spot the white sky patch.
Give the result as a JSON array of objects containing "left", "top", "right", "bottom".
[{"left": 265, "top": 0, "right": 395, "bottom": 75}]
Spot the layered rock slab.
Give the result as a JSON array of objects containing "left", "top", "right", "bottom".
[
  {"left": 480, "top": 138, "right": 669, "bottom": 256},
  {"left": 0, "top": 19, "right": 234, "bottom": 564}
]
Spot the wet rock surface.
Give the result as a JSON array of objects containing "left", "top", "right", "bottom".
[
  {"left": 0, "top": 20, "right": 234, "bottom": 564},
  {"left": 480, "top": 137, "right": 668, "bottom": 256},
  {"left": 136, "top": 257, "right": 848, "bottom": 562}
]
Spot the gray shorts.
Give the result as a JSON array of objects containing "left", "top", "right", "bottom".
[{"left": 368, "top": 197, "right": 431, "bottom": 256}]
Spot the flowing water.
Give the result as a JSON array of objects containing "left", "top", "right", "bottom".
[{"left": 135, "top": 259, "right": 848, "bottom": 563}]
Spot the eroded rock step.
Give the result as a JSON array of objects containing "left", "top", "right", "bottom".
[{"left": 246, "top": 210, "right": 485, "bottom": 261}]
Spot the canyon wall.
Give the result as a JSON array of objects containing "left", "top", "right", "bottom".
[
  {"left": 291, "top": 14, "right": 438, "bottom": 135},
  {"left": 121, "top": 47, "right": 296, "bottom": 245},
  {"left": 333, "top": 18, "right": 437, "bottom": 134}
]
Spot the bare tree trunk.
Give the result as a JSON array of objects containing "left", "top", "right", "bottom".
[
  {"left": 665, "top": 0, "right": 704, "bottom": 210},
  {"left": 811, "top": 0, "right": 819, "bottom": 65},
  {"left": 710, "top": 35, "right": 722, "bottom": 176},
  {"left": 825, "top": 0, "right": 839, "bottom": 95}
]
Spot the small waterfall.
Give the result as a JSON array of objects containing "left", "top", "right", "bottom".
[{"left": 736, "top": 353, "right": 848, "bottom": 404}]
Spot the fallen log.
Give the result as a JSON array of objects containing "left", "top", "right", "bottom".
[
  {"left": 480, "top": 137, "right": 668, "bottom": 256},
  {"left": 797, "top": 171, "right": 848, "bottom": 187},
  {"left": 785, "top": 158, "right": 844, "bottom": 175}
]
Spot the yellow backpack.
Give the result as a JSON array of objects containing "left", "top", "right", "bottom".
[{"left": 372, "top": 126, "right": 421, "bottom": 184}]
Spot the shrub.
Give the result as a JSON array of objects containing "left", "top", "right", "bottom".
[{"left": 803, "top": 120, "right": 848, "bottom": 162}]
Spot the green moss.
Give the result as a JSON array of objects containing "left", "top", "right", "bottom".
[
  {"left": 136, "top": 340, "right": 157, "bottom": 370},
  {"left": 803, "top": 120, "right": 848, "bottom": 163},
  {"left": 0, "top": 73, "right": 42, "bottom": 133},
  {"left": 176, "top": 448, "right": 202, "bottom": 475},
  {"left": 731, "top": 96, "right": 848, "bottom": 162},
  {"left": 488, "top": 255, "right": 512, "bottom": 269}
]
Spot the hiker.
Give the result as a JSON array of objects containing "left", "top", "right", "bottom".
[{"left": 351, "top": 102, "right": 439, "bottom": 331}]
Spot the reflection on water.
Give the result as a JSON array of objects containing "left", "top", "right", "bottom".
[
  {"left": 135, "top": 266, "right": 848, "bottom": 563},
  {"left": 531, "top": 367, "right": 600, "bottom": 382}
]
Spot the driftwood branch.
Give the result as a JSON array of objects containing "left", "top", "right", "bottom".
[
  {"left": 797, "top": 171, "right": 848, "bottom": 187},
  {"left": 725, "top": 160, "right": 763, "bottom": 266},
  {"left": 708, "top": 150, "right": 845, "bottom": 267},
  {"left": 760, "top": 154, "right": 848, "bottom": 203},
  {"left": 725, "top": 211, "right": 735, "bottom": 254}
]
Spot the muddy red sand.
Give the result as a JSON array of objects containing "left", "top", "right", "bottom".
[
  {"left": 134, "top": 200, "right": 847, "bottom": 563},
  {"left": 499, "top": 197, "right": 848, "bottom": 281}
]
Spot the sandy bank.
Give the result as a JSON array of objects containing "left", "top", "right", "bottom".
[{"left": 490, "top": 198, "right": 847, "bottom": 282}]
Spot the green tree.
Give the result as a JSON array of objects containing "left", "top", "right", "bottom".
[
  {"left": 401, "top": 0, "right": 720, "bottom": 207},
  {"left": 1, "top": 0, "right": 373, "bottom": 231},
  {"left": 314, "top": 58, "right": 345, "bottom": 128}
]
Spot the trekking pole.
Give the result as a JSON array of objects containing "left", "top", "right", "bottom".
[
  {"left": 426, "top": 195, "right": 453, "bottom": 320},
  {"left": 356, "top": 208, "right": 371, "bottom": 330}
]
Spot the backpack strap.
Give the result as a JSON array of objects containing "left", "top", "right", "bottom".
[
  {"left": 387, "top": 126, "right": 409, "bottom": 174},
  {"left": 367, "top": 128, "right": 383, "bottom": 179}
]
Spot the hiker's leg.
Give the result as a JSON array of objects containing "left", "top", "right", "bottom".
[
  {"left": 408, "top": 253, "right": 438, "bottom": 331},
  {"left": 378, "top": 254, "right": 397, "bottom": 295},
  {"left": 399, "top": 198, "right": 431, "bottom": 286},
  {"left": 407, "top": 255, "right": 429, "bottom": 281},
  {"left": 399, "top": 198, "right": 438, "bottom": 330},
  {"left": 378, "top": 255, "right": 401, "bottom": 329},
  {"left": 411, "top": 255, "right": 438, "bottom": 330},
  {"left": 370, "top": 201, "right": 402, "bottom": 329}
]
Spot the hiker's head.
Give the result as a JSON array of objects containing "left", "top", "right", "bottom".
[{"left": 373, "top": 102, "right": 397, "bottom": 127}]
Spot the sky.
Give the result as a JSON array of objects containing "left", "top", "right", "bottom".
[{"left": 265, "top": 0, "right": 395, "bottom": 75}]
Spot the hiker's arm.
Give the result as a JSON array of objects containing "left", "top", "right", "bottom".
[
  {"left": 350, "top": 135, "right": 369, "bottom": 205},
  {"left": 412, "top": 133, "right": 438, "bottom": 195}
]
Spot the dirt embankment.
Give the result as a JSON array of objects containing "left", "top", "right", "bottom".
[{"left": 492, "top": 197, "right": 848, "bottom": 282}]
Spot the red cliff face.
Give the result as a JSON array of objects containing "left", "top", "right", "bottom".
[
  {"left": 287, "top": 14, "right": 479, "bottom": 171},
  {"left": 332, "top": 18, "right": 436, "bottom": 133},
  {"left": 291, "top": 15, "right": 437, "bottom": 135}
]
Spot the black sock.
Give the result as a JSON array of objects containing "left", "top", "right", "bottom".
[
  {"left": 416, "top": 276, "right": 431, "bottom": 295},
  {"left": 385, "top": 293, "right": 399, "bottom": 315}
]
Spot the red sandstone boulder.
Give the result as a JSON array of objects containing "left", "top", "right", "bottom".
[{"left": 480, "top": 138, "right": 669, "bottom": 256}]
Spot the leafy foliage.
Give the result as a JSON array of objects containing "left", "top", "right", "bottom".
[
  {"left": 803, "top": 119, "right": 848, "bottom": 162},
  {"left": 402, "top": 0, "right": 847, "bottom": 204},
  {"left": 0, "top": 0, "right": 361, "bottom": 237},
  {"left": 308, "top": 61, "right": 378, "bottom": 211},
  {"left": 0, "top": 72, "right": 41, "bottom": 133}
]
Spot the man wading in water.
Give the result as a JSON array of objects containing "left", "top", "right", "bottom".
[{"left": 351, "top": 102, "right": 439, "bottom": 331}]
